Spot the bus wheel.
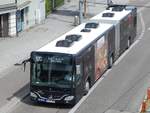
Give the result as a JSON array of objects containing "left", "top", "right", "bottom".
[
  {"left": 127, "top": 38, "right": 131, "bottom": 49},
  {"left": 84, "top": 80, "right": 90, "bottom": 95},
  {"left": 109, "top": 56, "right": 113, "bottom": 69}
]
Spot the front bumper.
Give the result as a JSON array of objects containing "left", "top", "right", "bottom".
[{"left": 30, "top": 92, "right": 75, "bottom": 105}]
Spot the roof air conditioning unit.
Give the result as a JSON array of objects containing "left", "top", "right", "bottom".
[
  {"left": 102, "top": 13, "right": 114, "bottom": 17},
  {"left": 56, "top": 40, "right": 73, "bottom": 47},
  {"left": 65, "top": 34, "right": 82, "bottom": 42}
]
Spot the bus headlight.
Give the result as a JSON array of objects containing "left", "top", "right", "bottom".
[
  {"left": 30, "top": 92, "right": 37, "bottom": 98},
  {"left": 64, "top": 96, "right": 74, "bottom": 101}
]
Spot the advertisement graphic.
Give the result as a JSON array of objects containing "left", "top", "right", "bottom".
[{"left": 95, "top": 36, "right": 108, "bottom": 80}]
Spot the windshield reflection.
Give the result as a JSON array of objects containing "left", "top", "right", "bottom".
[{"left": 31, "top": 53, "right": 73, "bottom": 88}]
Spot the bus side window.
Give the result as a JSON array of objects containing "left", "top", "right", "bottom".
[
  {"left": 75, "top": 57, "right": 83, "bottom": 85},
  {"left": 76, "top": 64, "right": 82, "bottom": 85},
  {"left": 76, "top": 65, "right": 82, "bottom": 85}
]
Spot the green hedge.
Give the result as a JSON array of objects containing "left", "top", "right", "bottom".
[
  {"left": 55, "top": 0, "right": 64, "bottom": 8},
  {"left": 45, "top": 0, "right": 52, "bottom": 16},
  {"left": 45, "top": 0, "right": 64, "bottom": 16}
]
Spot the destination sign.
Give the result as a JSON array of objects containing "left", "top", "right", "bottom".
[{"left": 33, "top": 55, "right": 71, "bottom": 64}]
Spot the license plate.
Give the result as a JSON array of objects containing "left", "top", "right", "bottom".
[
  {"left": 46, "top": 100, "right": 55, "bottom": 103},
  {"left": 38, "top": 98, "right": 46, "bottom": 102}
]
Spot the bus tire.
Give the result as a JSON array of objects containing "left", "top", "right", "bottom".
[
  {"left": 127, "top": 37, "right": 131, "bottom": 49},
  {"left": 108, "top": 55, "right": 113, "bottom": 69},
  {"left": 84, "top": 80, "right": 90, "bottom": 95}
]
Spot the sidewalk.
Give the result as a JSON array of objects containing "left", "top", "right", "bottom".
[{"left": 0, "top": 0, "right": 105, "bottom": 113}]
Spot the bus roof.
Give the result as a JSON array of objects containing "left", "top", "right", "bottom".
[
  {"left": 37, "top": 22, "right": 113, "bottom": 55},
  {"left": 91, "top": 7, "right": 131, "bottom": 23}
]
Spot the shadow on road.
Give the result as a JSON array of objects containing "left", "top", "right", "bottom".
[
  {"left": 53, "top": 9, "right": 79, "bottom": 17},
  {"left": 7, "top": 82, "right": 72, "bottom": 109},
  {"left": 26, "top": 97, "right": 72, "bottom": 108},
  {"left": 7, "top": 81, "right": 71, "bottom": 109},
  {"left": 6, "top": 83, "right": 29, "bottom": 101},
  {"left": 46, "top": 9, "right": 79, "bottom": 24},
  {"left": 21, "top": 95, "right": 72, "bottom": 109}
]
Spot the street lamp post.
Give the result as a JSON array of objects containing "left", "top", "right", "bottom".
[
  {"left": 84, "top": 0, "right": 87, "bottom": 17},
  {"left": 107, "top": 0, "right": 113, "bottom": 6},
  {"left": 79, "top": 0, "right": 83, "bottom": 24},
  {"left": 15, "top": 0, "right": 18, "bottom": 37},
  {"left": 107, "top": 0, "right": 110, "bottom": 6}
]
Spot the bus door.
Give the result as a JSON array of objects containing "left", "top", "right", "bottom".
[
  {"left": 128, "top": 11, "right": 137, "bottom": 43},
  {"left": 74, "top": 56, "right": 84, "bottom": 103},
  {"left": 120, "top": 17, "right": 129, "bottom": 54},
  {"left": 83, "top": 46, "right": 95, "bottom": 86}
]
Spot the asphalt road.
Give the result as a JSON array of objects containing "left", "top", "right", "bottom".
[{"left": 7, "top": 1, "right": 150, "bottom": 113}]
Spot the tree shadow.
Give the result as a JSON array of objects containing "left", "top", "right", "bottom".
[
  {"left": 6, "top": 83, "right": 29, "bottom": 101},
  {"left": 52, "top": 9, "right": 79, "bottom": 17},
  {"left": 46, "top": 9, "right": 80, "bottom": 24}
]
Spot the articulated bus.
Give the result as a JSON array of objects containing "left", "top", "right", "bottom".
[{"left": 28, "top": 5, "right": 137, "bottom": 105}]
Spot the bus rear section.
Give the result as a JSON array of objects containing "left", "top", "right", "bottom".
[{"left": 91, "top": 5, "right": 137, "bottom": 60}]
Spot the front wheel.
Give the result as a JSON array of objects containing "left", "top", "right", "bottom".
[
  {"left": 127, "top": 38, "right": 131, "bottom": 49},
  {"left": 84, "top": 80, "right": 90, "bottom": 95},
  {"left": 109, "top": 56, "right": 113, "bottom": 69}
]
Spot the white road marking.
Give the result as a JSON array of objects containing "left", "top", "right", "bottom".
[{"left": 148, "top": 27, "right": 150, "bottom": 31}]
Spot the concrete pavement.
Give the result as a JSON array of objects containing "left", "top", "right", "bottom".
[{"left": 0, "top": 0, "right": 105, "bottom": 113}]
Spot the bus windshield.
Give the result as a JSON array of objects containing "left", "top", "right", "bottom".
[{"left": 31, "top": 53, "right": 73, "bottom": 88}]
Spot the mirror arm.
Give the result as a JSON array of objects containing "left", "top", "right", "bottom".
[{"left": 14, "top": 58, "right": 31, "bottom": 72}]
